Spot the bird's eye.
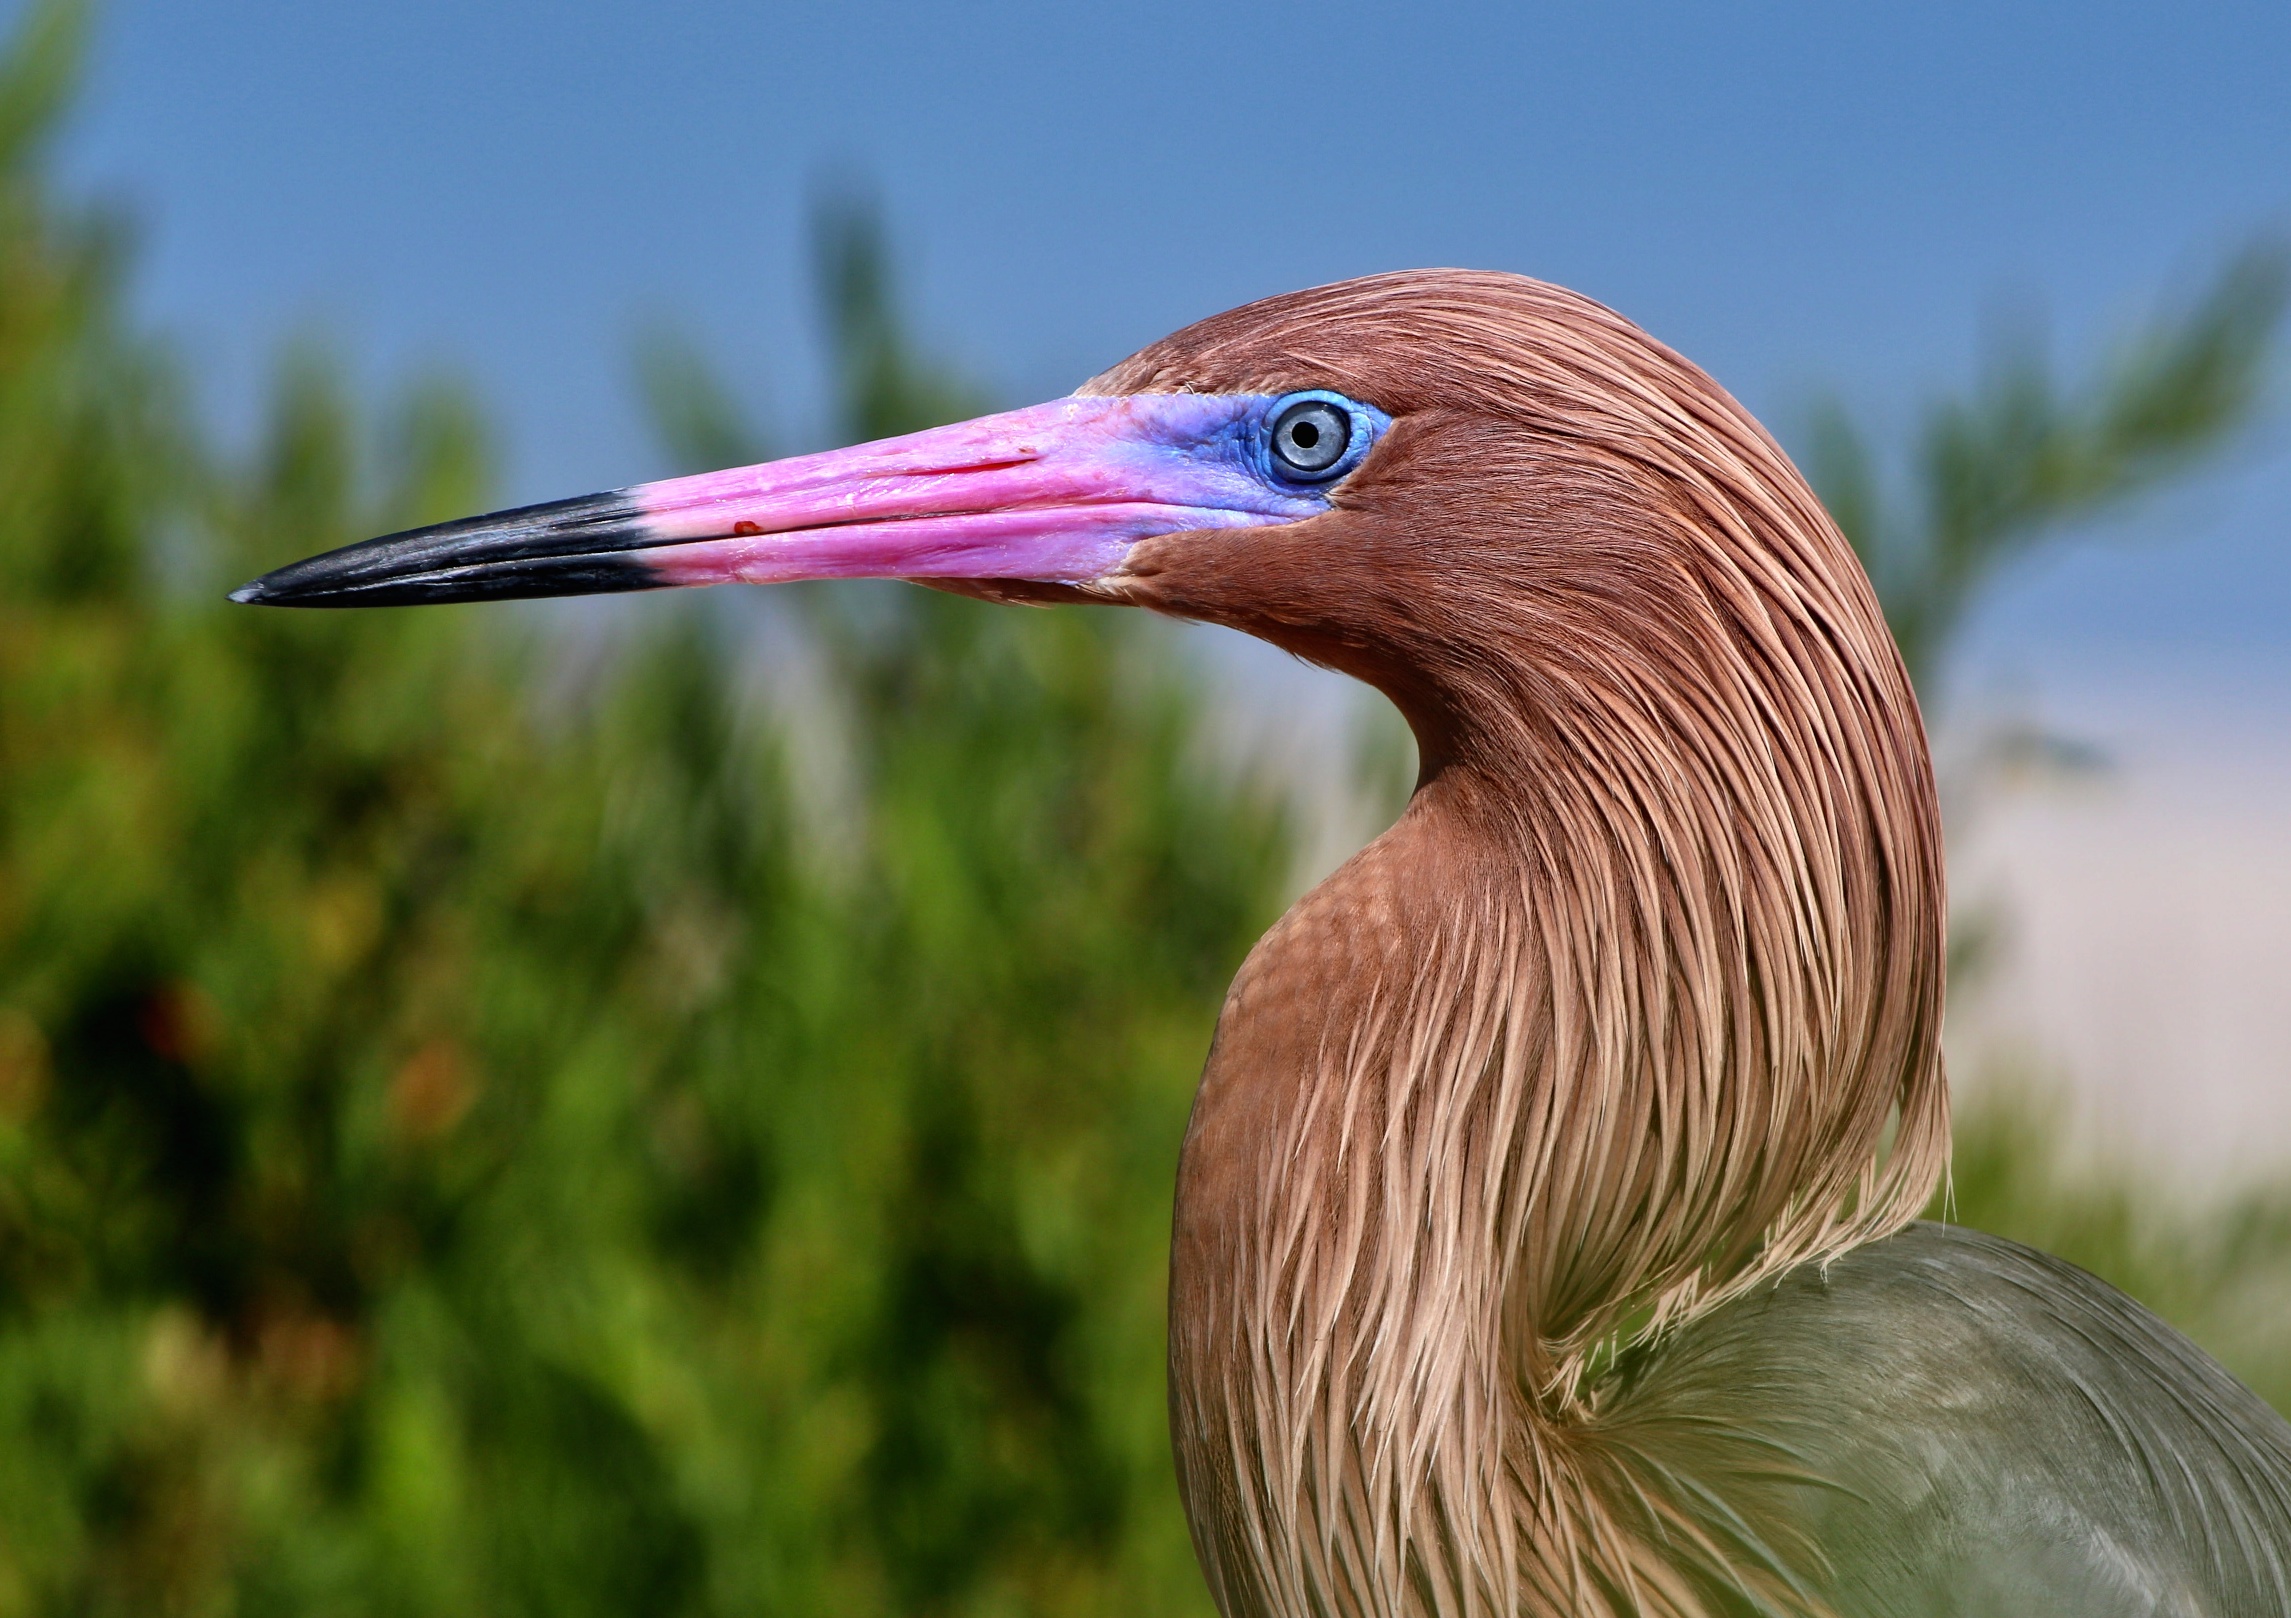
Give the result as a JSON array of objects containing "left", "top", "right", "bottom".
[{"left": 1268, "top": 396, "right": 1353, "bottom": 479}]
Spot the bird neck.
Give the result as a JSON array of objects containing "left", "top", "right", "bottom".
[{"left": 1167, "top": 676, "right": 1947, "bottom": 1616}]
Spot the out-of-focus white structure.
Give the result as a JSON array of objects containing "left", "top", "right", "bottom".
[{"left": 1944, "top": 679, "right": 2291, "bottom": 1184}]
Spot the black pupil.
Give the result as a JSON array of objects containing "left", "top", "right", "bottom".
[{"left": 1273, "top": 400, "right": 1349, "bottom": 475}]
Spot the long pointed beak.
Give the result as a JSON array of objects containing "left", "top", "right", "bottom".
[{"left": 230, "top": 394, "right": 1335, "bottom": 608}]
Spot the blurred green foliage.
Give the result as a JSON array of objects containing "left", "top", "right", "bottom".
[
  {"left": 0, "top": 2, "right": 2287, "bottom": 1612},
  {"left": 0, "top": 6, "right": 1281, "bottom": 1612},
  {"left": 1806, "top": 238, "right": 2287, "bottom": 690}
]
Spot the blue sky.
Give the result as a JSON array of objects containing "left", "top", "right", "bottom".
[{"left": 38, "top": 0, "right": 2291, "bottom": 707}]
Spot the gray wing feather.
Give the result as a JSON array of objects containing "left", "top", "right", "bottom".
[{"left": 1608, "top": 1223, "right": 2291, "bottom": 1617}]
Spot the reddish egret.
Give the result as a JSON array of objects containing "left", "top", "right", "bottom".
[{"left": 239, "top": 272, "right": 2291, "bottom": 1616}]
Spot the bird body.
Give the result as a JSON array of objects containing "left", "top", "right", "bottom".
[
  {"left": 238, "top": 270, "right": 2291, "bottom": 1616},
  {"left": 1630, "top": 1222, "right": 2291, "bottom": 1615}
]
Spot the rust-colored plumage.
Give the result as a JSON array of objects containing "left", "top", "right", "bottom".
[
  {"left": 244, "top": 267, "right": 2291, "bottom": 1616},
  {"left": 1089, "top": 272, "right": 1948, "bottom": 1616}
]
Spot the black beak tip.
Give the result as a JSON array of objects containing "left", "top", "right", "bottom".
[
  {"left": 228, "top": 566, "right": 329, "bottom": 606},
  {"left": 221, "top": 490, "right": 660, "bottom": 609}
]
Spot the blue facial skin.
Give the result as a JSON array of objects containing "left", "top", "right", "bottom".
[
  {"left": 1255, "top": 390, "right": 1390, "bottom": 488},
  {"left": 1110, "top": 389, "right": 1392, "bottom": 526},
  {"left": 1183, "top": 390, "right": 1390, "bottom": 501}
]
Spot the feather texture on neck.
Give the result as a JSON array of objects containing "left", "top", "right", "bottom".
[{"left": 1094, "top": 270, "right": 1947, "bottom": 1617}]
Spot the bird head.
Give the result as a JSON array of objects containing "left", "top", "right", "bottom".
[
  {"left": 237, "top": 270, "right": 1950, "bottom": 1354},
  {"left": 227, "top": 332, "right": 1400, "bottom": 624},
  {"left": 233, "top": 272, "right": 1894, "bottom": 787}
]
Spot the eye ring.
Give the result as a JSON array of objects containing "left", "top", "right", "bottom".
[{"left": 1268, "top": 395, "right": 1354, "bottom": 480}]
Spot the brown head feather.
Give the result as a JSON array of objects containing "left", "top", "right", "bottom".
[{"left": 1084, "top": 271, "right": 1947, "bottom": 1616}]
